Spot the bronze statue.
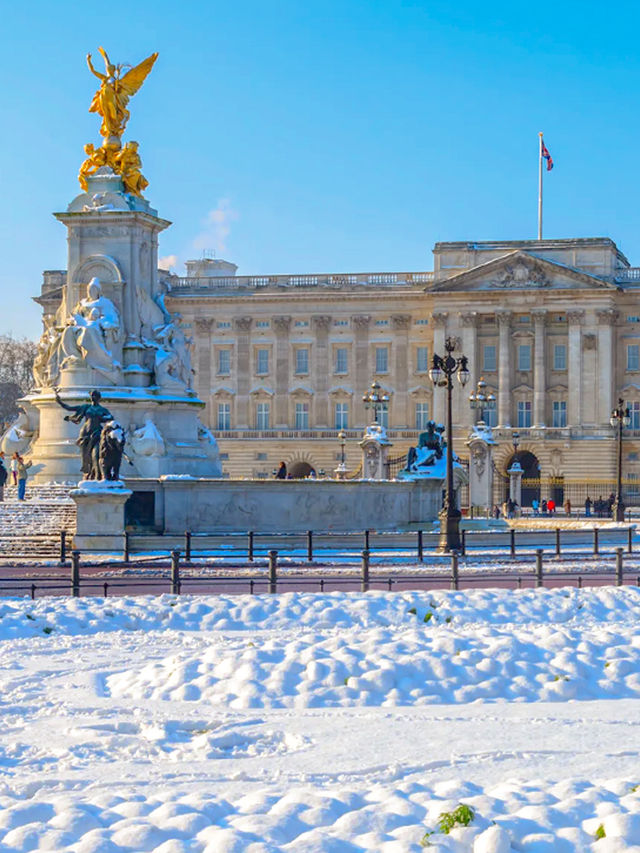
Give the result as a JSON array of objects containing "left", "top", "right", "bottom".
[
  {"left": 80, "top": 48, "right": 158, "bottom": 196},
  {"left": 54, "top": 389, "right": 113, "bottom": 479}
]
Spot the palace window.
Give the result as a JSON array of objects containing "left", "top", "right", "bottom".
[
  {"left": 485, "top": 406, "right": 498, "bottom": 427},
  {"left": 553, "top": 344, "right": 566, "bottom": 371},
  {"left": 416, "top": 346, "right": 429, "bottom": 373},
  {"left": 256, "top": 402, "right": 270, "bottom": 430},
  {"left": 294, "top": 320, "right": 309, "bottom": 327},
  {"left": 627, "top": 344, "right": 640, "bottom": 371},
  {"left": 334, "top": 347, "right": 348, "bottom": 374},
  {"left": 518, "top": 344, "right": 532, "bottom": 371},
  {"left": 256, "top": 348, "right": 269, "bottom": 375},
  {"left": 375, "top": 346, "right": 389, "bottom": 374},
  {"left": 255, "top": 320, "right": 270, "bottom": 329},
  {"left": 415, "top": 402, "right": 429, "bottom": 429},
  {"left": 375, "top": 319, "right": 389, "bottom": 327},
  {"left": 378, "top": 404, "right": 389, "bottom": 429},
  {"left": 217, "top": 403, "right": 231, "bottom": 430},
  {"left": 295, "top": 348, "right": 309, "bottom": 375},
  {"left": 552, "top": 400, "right": 567, "bottom": 428},
  {"left": 334, "top": 402, "right": 349, "bottom": 429},
  {"left": 517, "top": 400, "right": 532, "bottom": 428},
  {"left": 216, "top": 321, "right": 231, "bottom": 329},
  {"left": 415, "top": 318, "right": 429, "bottom": 326},
  {"left": 217, "top": 349, "right": 231, "bottom": 375},
  {"left": 629, "top": 401, "right": 640, "bottom": 429},
  {"left": 295, "top": 402, "right": 309, "bottom": 429},
  {"left": 483, "top": 344, "right": 496, "bottom": 372}
]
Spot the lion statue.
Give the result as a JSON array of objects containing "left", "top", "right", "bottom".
[{"left": 98, "top": 420, "right": 126, "bottom": 481}]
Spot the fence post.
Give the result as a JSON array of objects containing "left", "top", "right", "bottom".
[
  {"left": 510, "top": 528, "right": 516, "bottom": 557},
  {"left": 123, "top": 530, "right": 130, "bottom": 564},
  {"left": 59, "top": 529, "right": 67, "bottom": 566},
  {"left": 461, "top": 528, "right": 466, "bottom": 557},
  {"left": 248, "top": 531, "right": 254, "bottom": 562},
  {"left": 171, "top": 549, "right": 181, "bottom": 595},
  {"left": 593, "top": 527, "right": 599, "bottom": 555},
  {"left": 361, "top": 549, "right": 370, "bottom": 592},
  {"left": 268, "top": 550, "right": 278, "bottom": 594},
  {"left": 417, "top": 530, "right": 423, "bottom": 563},
  {"left": 103, "top": 581, "right": 108, "bottom": 598},
  {"left": 30, "top": 583, "right": 36, "bottom": 600},
  {"left": 307, "top": 530, "right": 313, "bottom": 562},
  {"left": 184, "top": 531, "right": 192, "bottom": 563},
  {"left": 71, "top": 550, "right": 80, "bottom": 598},
  {"left": 450, "top": 552, "right": 459, "bottom": 591},
  {"left": 535, "top": 548, "right": 543, "bottom": 588},
  {"left": 364, "top": 529, "right": 370, "bottom": 552},
  {"left": 616, "top": 547, "right": 624, "bottom": 586},
  {"left": 555, "top": 528, "right": 561, "bottom": 557},
  {"left": 629, "top": 526, "right": 633, "bottom": 554}
]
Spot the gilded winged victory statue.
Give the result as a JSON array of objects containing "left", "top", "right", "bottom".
[{"left": 79, "top": 47, "right": 157, "bottom": 196}]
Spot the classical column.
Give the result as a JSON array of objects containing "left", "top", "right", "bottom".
[
  {"left": 312, "top": 315, "right": 331, "bottom": 427},
  {"left": 233, "top": 317, "right": 252, "bottom": 428},
  {"left": 194, "top": 318, "right": 214, "bottom": 422},
  {"left": 567, "top": 310, "right": 584, "bottom": 427},
  {"left": 532, "top": 309, "right": 547, "bottom": 427},
  {"left": 431, "top": 311, "right": 448, "bottom": 426},
  {"left": 352, "top": 315, "right": 371, "bottom": 427},
  {"left": 497, "top": 310, "right": 512, "bottom": 427},
  {"left": 597, "top": 309, "right": 618, "bottom": 425},
  {"left": 392, "top": 314, "right": 411, "bottom": 428},
  {"left": 273, "top": 315, "right": 291, "bottom": 427},
  {"left": 460, "top": 312, "right": 478, "bottom": 428}
]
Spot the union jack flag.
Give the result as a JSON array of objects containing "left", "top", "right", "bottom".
[{"left": 541, "top": 138, "right": 554, "bottom": 171}]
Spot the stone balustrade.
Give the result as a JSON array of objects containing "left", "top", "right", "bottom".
[{"left": 169, "top": 270, "right": 435, "bottom": 291}]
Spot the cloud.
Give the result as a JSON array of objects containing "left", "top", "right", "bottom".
[
  {"left": 158, "top": 254, "right": 178, "bottom": 270},
  {"left": 192, "top": 199, "right": 238, "bottom": 255}
]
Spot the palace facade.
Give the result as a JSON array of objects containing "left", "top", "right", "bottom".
[{"left": 38, "top": 236, "right": 640, "bottom": 502}]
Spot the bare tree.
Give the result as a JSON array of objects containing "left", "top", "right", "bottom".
[{"left": 0, "top": 335, "right": 37, "bottom": 426}]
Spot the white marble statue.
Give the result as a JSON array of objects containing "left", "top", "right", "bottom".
[
  {"left": 1, "top": 408, "right": 36, "bottom": 456},
  {"left": 57, "top": 278, "right": 121, "bottom": 382},
  {"left": 130, "top": 416, "right": 165, "bottom": 457}
]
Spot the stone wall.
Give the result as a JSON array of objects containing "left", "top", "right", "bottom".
[{"left": 125, "top": 477, "right": 444, "bottom": 534}]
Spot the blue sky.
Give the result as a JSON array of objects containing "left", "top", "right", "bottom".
[{"left": 3, "top": 0, "right": 640, "bottom": 338}]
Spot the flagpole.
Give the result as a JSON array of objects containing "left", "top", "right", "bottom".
[{"left": 538, "top": 132, "right": 543, "bottom": 240}]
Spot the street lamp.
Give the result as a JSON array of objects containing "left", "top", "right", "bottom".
[
  {"left": 429, "top": 336, "right": 469, "bottom": 551},
  {"left": 362, "top": 380, "right": 389, "bottom": 426},
  {"left": 468, "top": 376, "right": 496, "bottom": 426},
  {"left": 512, "top": 430, "right": 520, "bottom": 461},
  {"left": 610, "top": 397, "right": 631, "bottom": 521},
  {"left": 335, "top": 429, "right": 347, "bottom": 479}
]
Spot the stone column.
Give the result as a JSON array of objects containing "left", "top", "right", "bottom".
[
  {"left": 567, "top": 310, "right": 584, "bottom": 427},
  {"left": 312, "top": 315, "right": 331, "bottom": 427},
  {"left": 460, "top": 312, "right": 478, "bottom": 428},
  {"left": 273, "top": 316, "right": 291, "bottom": 427},
  {"left": 597, "top": 309, "right": 618, "bottom": 425},
  {"left": 431, "top": 311, "right": 448, "bottom": 426},
  {"left": 497, "top": 310, "right": 512, "bottom": 427},
  {"left": 352, "top": 315, "right": 371, "bottom": 428},
  {"left": 234, "top": 317, "right": 252, "bottom": 428},
  {"left": 194, "top": 318, "right": 214, "bottom": 423},
  {"left": 392, "top": 314, "right": 411, "bottom": 428},
  {"left": 532, "top": 309, "right": 547, "bottom": 428}
]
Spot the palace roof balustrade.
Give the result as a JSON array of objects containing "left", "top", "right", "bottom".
[{"left": 169, "top": 270, "right": 435, "bottom": 292}]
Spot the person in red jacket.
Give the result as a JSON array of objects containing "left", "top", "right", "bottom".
[{"left": 547, "top": 498, "right": 556, "bottom": 515}]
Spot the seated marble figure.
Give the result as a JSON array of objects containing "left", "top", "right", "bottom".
[{"left": 404, "top": 421, "right": 445, "bottom": 472}]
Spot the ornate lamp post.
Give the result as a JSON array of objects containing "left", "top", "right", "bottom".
[
  {"left": 512, "top": 430, "right": 520, "bottom": 461},
  {"left": 610, "top": 398, "right": 631, "bottom": 521},
  {"left": 362, "top": 380, "right": 389, "bottom": 425},
  {"left": 468, "top": 376, "right": 496, "bottom": 426},
  {"left": 429, "top": 337, "right": 469, "bottom": 551},
  {"left": 335, "top": 429, "right": 347, "bottom": 479}
]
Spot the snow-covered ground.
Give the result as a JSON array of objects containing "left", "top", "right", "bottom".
[{"left": 1, "top": 587, "right": 640, "bottom": 851}]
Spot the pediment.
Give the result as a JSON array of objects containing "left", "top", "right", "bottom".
[
  {"left": 430, "top": 250, "right": 618, "bottom": 293},
  {"left": 250, "top": 384, "right": 274, "bottom": 397},
  {"left": 512, "top": 382, "right": 533, "bottom": 393}
]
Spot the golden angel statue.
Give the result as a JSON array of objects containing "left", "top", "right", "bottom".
[{"left": 87, "top": 47, "right": 158, "bottom": 142}]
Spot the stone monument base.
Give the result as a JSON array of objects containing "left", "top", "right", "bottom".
[{"left": 70, "top": 479, "right": 132, "bottom": 551}]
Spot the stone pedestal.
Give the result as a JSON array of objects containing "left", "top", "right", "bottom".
[
  {"left": 466, "top": 424, "right": 495, "bottom": 511},
  {"left": 359, "top": 425, "right": 392, "bottom": 480},
  {"left": 70, "top": 480, "right": 132, "bottom": 551},
  {"left": 508, "top": 461, "right": 523, "bottom": 510}
]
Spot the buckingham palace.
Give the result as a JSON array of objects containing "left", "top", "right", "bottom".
[{"left": 40, "top": 235, "right": 640, "bottom": 503}]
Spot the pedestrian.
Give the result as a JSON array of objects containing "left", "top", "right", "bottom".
[
  {"left": 541, "top": 499, "right": 548, "bottom": 515},
  {"left": 10, "top": 452, "right": 19, "bottom": 487},
  {"left": 532, "top": 498, "right": 539, "bottom": 516},
  {"left": 16, "top": 455, "right": 32, "bottom": 501},
  {"left": 275, "top": 461, "right": 287, "bottom": 480},
  {"left": 507, "top": 497, "right": 515, "bottom": 519},
  {"left": 493, "top": 504, "right": 501, "bottom": 519},
  {"left": 547, "top": 498, "right": 556, "bottom": 515},
  {"left": 0, "top": 454, "right": 7, "bottom": 502},
  {"left": 564, "top": 498, "right": 571, "bottom": 517},
  {"left": 585, "top": 496, "right": 592, "bottom": 517}
]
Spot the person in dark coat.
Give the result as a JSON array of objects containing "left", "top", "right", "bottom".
[
  {"left": 0, "top": 455, "right": 7, "bottom": 502},
  {"left": 275, "top": 461, "right": 287, "bottom": 479},
  {"left": 585, "top": 496, "right": 592, "bottom": 517}
]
